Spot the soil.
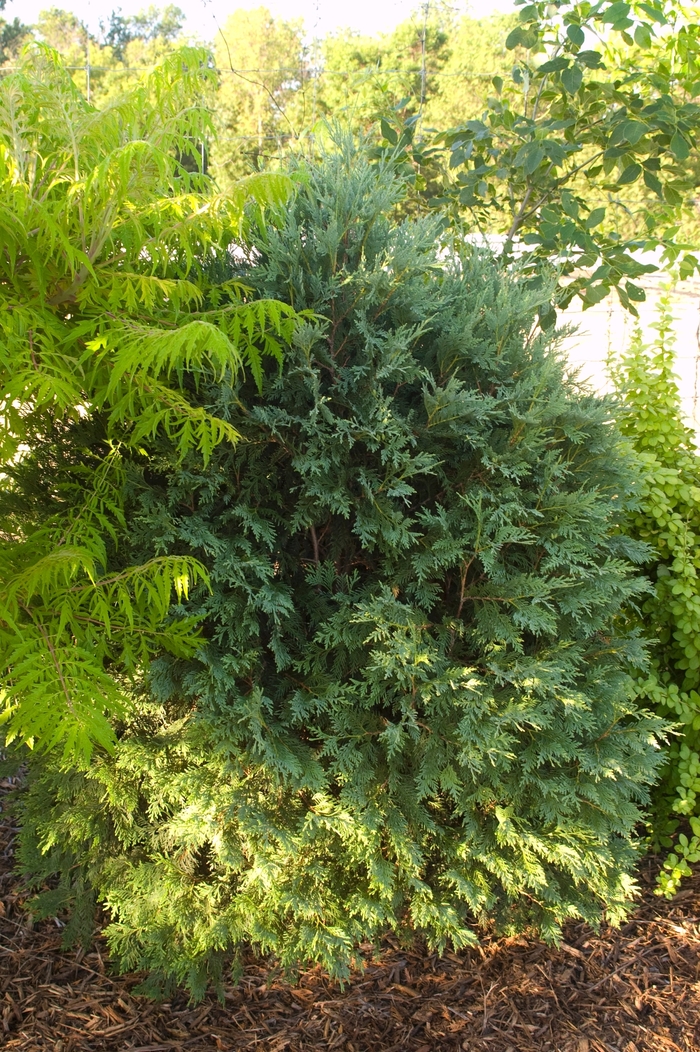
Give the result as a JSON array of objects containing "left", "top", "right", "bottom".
[{"left": 1, "top": 776, "right": 699, "bottom": 1052}]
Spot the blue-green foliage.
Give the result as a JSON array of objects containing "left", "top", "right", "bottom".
[{"left": 19, "top": 146, "right": 666, "bottom": 998}]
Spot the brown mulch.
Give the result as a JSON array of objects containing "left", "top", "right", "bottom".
[{"left": 1, "top": 777, "right": 699, "bottom": 1052}]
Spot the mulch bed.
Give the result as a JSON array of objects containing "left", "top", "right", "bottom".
[{"left": 1, "top": 776, "right": 699, "bottom": 1052}]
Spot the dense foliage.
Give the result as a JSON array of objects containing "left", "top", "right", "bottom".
[
  {"left": 395, "top": 0, "right": 700, "bottom": 316},
  {"left": 0, "top": 46, "right": 299, "bottom": 759},
  {"left": 27, "top": 1, "right": 700, "bottom": 318},
  {"left": 613, "top": 303, "right": 700, "bottom": 895},
  {"left": 19, "top": 148, "right": 666, "bottom": 996},
  {"left": 26, "top": 4, "right": 520, "bottom": 161},
  {"left": 28, "top": 5, "right": 187, "bottom": 103}
]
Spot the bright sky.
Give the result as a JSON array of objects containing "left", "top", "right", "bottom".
[{"left": 3, "top": 0, "right": 516, "bottom": 41}]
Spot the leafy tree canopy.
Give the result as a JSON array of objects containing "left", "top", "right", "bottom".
[
  {"left": 388, "top": 0, "right": 700, "bottom": 318},
  {"left": 212, "top": 7, "right": 306, "bottom": 184},
  {"left": 100, "top": 4, "right": 185, "bottom": 63},
  {"left": 0, "top": 0, "right": 29, "bottom": 66}
]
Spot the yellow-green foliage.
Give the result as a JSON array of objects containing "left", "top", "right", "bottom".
[
  {"left": 211, "top": 7, "right": 305, "bottom": 184},
  {"left": 613, "top": 301, "right": 700, "bottom": 894},
  {"left": 0, "top": 44, "right": 300, "bottom": 761}
]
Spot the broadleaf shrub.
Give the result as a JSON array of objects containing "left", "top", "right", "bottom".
[
  {"left": 612, "top": 301, "right": 700, "bottom": 895},
  {"left": 19, "top": 145, "right": 667, "bottom": 997}
]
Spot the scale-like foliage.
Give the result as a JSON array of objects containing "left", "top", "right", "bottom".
[
  {"left": 19, "top": 146, "right": 667, "bottom": 995},
  {"left": 0, "top": 46, "right": 301, "bottom": 758}
]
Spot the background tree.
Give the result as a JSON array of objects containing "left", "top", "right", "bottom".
[
  {"left": 32, "top": 6, "right": 187, "bottom": 103},
  {"left": 34, "top": 7, "right": 102, "bottom": 97},
  {"left": 0, "top": 0, "right": 29, "bottom": 66},
  {"left": 100, "top": 4, "right": 184, "bottom": 61},
  {"left": 211, "top": 7, "right": 306, "bottom": 183},
  {"left": 374, "top": 0, "right": 700, "bottom": 319},
  {"left": 422, "top": 11, "right": 518, "bottom": 130},
  {"left": 315, "top": 11, "right": 451, "bottom": 135}
]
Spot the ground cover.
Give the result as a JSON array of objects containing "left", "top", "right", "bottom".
[{"left": 1, "top": 778, "right": 698, "bottom": 1052}]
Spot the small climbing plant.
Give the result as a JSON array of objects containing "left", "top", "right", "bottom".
[{"left": 613, "top": 299, "right": 700, "bottom": 894}]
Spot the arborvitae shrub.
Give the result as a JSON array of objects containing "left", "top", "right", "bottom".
[{"left": 19, "top": 145, "right": 666, "bottom": 998}]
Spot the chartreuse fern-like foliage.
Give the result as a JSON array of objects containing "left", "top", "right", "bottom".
[
  {"left": 19, "top": 145, "right": 667, "bottom": 998},
  {"left": 612, "top": 302, "right": 700, "bottom": 895},
  {"left": 0, "top": 45, "right": 301, "bottom": 759},
  {"left": 0, "top": 442, "right": 210, "bottom": 758}
]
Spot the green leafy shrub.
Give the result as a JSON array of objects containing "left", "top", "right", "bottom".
[
  {"left": 612, "top": 301, "right": 700, "bottom": 895},
  {"left": 19, "top": 145, "right": 666, "bottom": 997},
  {"left": 0, "top": 46, "right": 299, "bottom": 759}
]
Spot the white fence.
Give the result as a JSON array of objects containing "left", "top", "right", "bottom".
[{"left": 559, "top": 275, "right": 700, "bottom": 435}]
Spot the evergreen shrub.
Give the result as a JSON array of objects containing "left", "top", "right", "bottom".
[{"left": 19, "top": 146, "right": 666, "bottom": 997}]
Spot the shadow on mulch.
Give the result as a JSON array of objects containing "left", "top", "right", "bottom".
[{"left": 1, "top": 777, "right": 699, "bottom": 1052}]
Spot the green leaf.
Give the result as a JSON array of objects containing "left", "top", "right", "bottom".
[
  {"left": 543, "top": 140, "right": 567, "bottom": 166},
  {"left": 514, "top": 142, "right": 545, "bottom": 174},
  {"left": 618, "top": 162, "right": 642, "bottom": 185},
  {"left": 520, "top": 28, "right": 538, "bottom": 49},
  {"left": 538, "top": 302, "right": 557, "bottom": 330},
  {"left": 562, "top": 66, "right": 583, "bottom": 94},
  {"left": 582, "top": 282, "right": 609, "bottom": 305},
  {"left": 634, "top": 23, "right": 653, "bottom": 48},
  {"left": 538, "top": 57, "right": 570, "bottom": 74},
  {"left": 380, "top": 119, "right": 398, "bottom": 146},
  {"left": 602, "top": 1, "right": 632, "bottom": 25},
  {"left": 561, "top": 191, "right": 579, "bottom": 219},
  {"left": 586, "top": 207, "right": 606, "bottom": 229},
  {"left": 449, "top": 147, "right": 467, "bottom": 168},
  {"left": 576, "top": 50, "right": 603, "bottom": 68},
  {"left": 566, "top": 24, "right": 585, "bottom": 46},
  {"left": 670, "top": 132, "right": 690, "bottom": 161},
  {"left": 625, "top": 282, "right": 646, "bottom": 302},
  {"left": 679, "top": 254, "right": 698, "bottom": 280},
  {"left": 506, "top": 26, "right": 524, "bottom": 49},
  {"left": 637, "top": 2, "right": 667, "bottom": 25},
  {"left": 622, "top": 120, "right": 648, "bottom": 145},
  {"left": 643, "top": 170, "right": 663, "bottom": 198}
]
